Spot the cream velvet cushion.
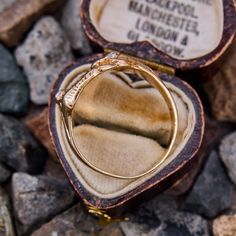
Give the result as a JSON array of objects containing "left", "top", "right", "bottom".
[{"left": 55, "top": 71, "right": 195, "bottom": 198}]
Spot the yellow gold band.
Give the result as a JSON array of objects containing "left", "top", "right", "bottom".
[{"left": 56, "top": 52, "right": 178, "bottom": 179}]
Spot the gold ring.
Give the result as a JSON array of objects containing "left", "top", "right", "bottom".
[{"left": 56, "top": 52, "right": 178, "bottom": 179}]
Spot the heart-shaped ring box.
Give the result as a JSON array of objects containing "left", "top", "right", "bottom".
[{"left": 49, "top": 0, "right": 236, "bottom": 218}]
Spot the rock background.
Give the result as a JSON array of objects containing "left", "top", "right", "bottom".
[{"left": 0, "top": 0, "right": 235, "bottom": 236}]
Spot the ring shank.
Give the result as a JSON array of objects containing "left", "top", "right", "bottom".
[{"left": 58, "top": 54, "right": 178, "bottom": 179}]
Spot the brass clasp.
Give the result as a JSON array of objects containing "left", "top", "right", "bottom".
[{"left": 87, "top": 205, "right": 129, "bottom": 226}]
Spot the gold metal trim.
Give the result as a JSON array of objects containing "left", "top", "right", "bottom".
[{"left": 87, "top": 205, "right": 129, "bottom": 225}]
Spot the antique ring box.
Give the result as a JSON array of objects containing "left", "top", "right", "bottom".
[{"left": 49, "top": 0, "right": 236, "bottom": 221}]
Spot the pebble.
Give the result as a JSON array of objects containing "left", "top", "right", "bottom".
[
  {"left": 213, "top": 215, "right": 236, "bottom": 236},
  {"left": 204, "top": 38, "right": 236, "bottom": 122},
  {"left": 31, "top": 193, "right": 210, "bottom": 236},
  {"left": 0, "top": 0, "right": 64, "bottom": 46},
  {"left": 31, "top": 203, "right": 101, "bottom": 236},
  {"left": 12, "top": 172, "right": 75, "bottom": 235},
  {"left": 0, "top": 163, "right": 11, "bottom": 183},
  {"left": 24, "top": 107, "right": 57, "bottom": 159},
  {"left": 121, "top": 195, "right": 209, "bottom": 236},
  {"left": 15, "top": 16, "right": 73, "bottom": 105},
  {"left": 99, "top": 225, "right": 123, "bottom": 236},
  {"left": 121, "top": 213, "right": 209, "bottom": 236},
  {"left": 0, "top": 113, "right": 46, "bottom": 173},
  {"left": 32, "top": 196, "right": 176, "bottom": 235},
  {"left": 220, "top": 132, "right": 236, "bottom": 185},
  {"left": 61, "top": 0, "right": 93, "bottom": 54},
  {"left": 0, "top": 44, "right": 28, "bottom": 115},
  {"left": 0, "top": 188, "right": 15, "bottom": 236},
  {"left": 181, "top": 151, "right": 233, "bottom": 218}
]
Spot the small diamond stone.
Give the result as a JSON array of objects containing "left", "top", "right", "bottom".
[{"left": 106, "top": 51, "right": 120, "bottom": 59}]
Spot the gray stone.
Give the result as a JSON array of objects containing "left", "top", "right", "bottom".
[
  {"left": 61, "top": 0, "right": 92, "bottom": 54},
  {"left": 99, "top": 225, "right": 123, "bottom": 236},
  {"left": 0, "top": 163, "right": 11, "bottom": 183},
  {"left": 181, "top": 151, "right": 233, "bottom": 218},
  {"left": 31, "top": 203, "right": 102, "bottom": 236},
  {"left": 15, "top": 16, "right": 73, "bottom": 105},
  {"left": 220, "top": 132, "right": 236, "bottom": 185},
  {"left": 121, "top": 195, "right": 209, "bottom": 236},
  {"left": 0, "top": 113, "right": 46, "bottom": 173},
  {"left": 121, "top": 213, "right": 209, "bottom": 236},
  {"left": 0, "top": 44, "right": 28, "bottom": 115},
  {"left": 31, "top": 202, "right": 123, "bottom": 236},
  {"left": 12, "top": 172, "right": 75, "bottom": 235},
  {"left": 0, "top": 188, "right": 15, "bottom": 236},
  {"left": 32, "top": 194, "right": 209, "bottom": 236},
  {"left": 204, "top": 38, "right": 236, "bottom": 122}
]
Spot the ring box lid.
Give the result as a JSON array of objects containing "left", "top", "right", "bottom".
[{"left": 81, "top": 0, "right": 236, "bottom": 71}]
